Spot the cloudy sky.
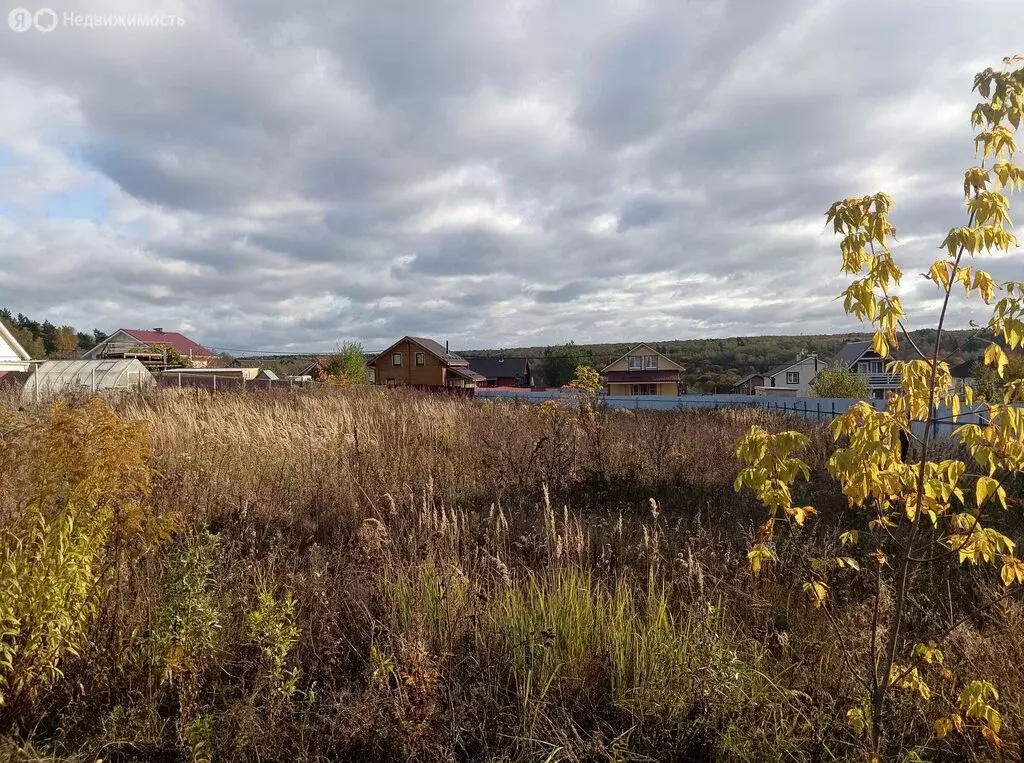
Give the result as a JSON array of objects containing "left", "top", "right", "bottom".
[{"left": 1, "top": 0, "right": 1022, "bottom": 354}]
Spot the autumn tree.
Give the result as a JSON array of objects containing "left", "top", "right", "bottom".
[
  {"left": 735, "top": 56, "right": 1024, "bottom": 758},
  {"left": 315, "top": 342, "right": 369, "bottom": 386},
  {"left": 809, "top": 365, "right": 871, "bottom": 399},
  {"left": 52, "top": 327, "right": 79, "bottom": 356}
]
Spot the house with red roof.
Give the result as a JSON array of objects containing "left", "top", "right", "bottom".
[{"left": 83, "top": 327, "right": 216, "bottom": 368}]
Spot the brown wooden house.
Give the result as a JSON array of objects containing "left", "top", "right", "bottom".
[
  {"left": 732, "top": 372, "right": 765, "bottom": 395},
  {"left": 599, "top": 342, "right": 684, "bottom": 396},
  {"left": 369, "top": 336, "right": 486, "bottom": 391}
]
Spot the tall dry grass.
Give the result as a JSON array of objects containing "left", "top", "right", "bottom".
[{"left": 0, "top": 387, "right": 1020, "bottom": 761}]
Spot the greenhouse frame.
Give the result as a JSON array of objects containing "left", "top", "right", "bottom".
[{"left": 21, "top": 359, "right": 155, "bottom": 403}]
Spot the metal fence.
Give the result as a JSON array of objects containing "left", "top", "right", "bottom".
[{"left": 475, "top": 389, "right": 1016, "bottom": 440}]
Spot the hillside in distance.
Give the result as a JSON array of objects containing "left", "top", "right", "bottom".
[
  {"left": 233, "top": 328, "right": 989, "bottom": 392},
  {"left": 460, "top": 328, "right": 987, "bottom": 391}
]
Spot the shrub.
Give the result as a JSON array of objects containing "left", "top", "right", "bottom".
[{"left": 809, "top": 365, "right": 871, "bottom": 399}]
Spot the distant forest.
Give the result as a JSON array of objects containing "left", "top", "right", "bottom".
[{"left": 0, "top": 307, "right": 108, "bottom": 359}]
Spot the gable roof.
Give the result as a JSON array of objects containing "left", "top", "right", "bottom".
[
  {"left": 448, "top": 365, "right": 487, "bottom": 382},
  {"left": 732, "top": 371, "right": 765, "bottom": 386},
  {"left": 466, "top": 356, "right": 530, "bottom": 380},
  {"left": 0, "top": 321, "right": 32, "bottom": 361},
  {"left": 599, "top": 342, "right": 684, "bottom": 373},
  {"left": 117, "top": 329, "right": 214, "bottom": 358},
  {"left": 764, "top": 355, "right": 817, "bottom": 378},
  {"left": 369, "top": 336, "right": 469, "bottom": 367},
  {"left": 833, "top": 340, "right": 872, "bottom": 369},
  {"left": 765, "top": 350, "right": 819, "bottom": 378}
]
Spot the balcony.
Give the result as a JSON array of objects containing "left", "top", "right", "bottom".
[{"left": 857, "top": 372, "right": 901, "bottom": 389}]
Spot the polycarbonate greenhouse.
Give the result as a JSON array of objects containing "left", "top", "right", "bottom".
[{"left": 21, "top": 359, "right": 154, "bottom": 403}]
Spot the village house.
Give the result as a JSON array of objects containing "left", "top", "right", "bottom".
[
  {"left": 950, "top": 359, "right": 976, "bottom": 393},
  {"left": 83, "top": 328, "right": 216, "bottom": 368},
  {"left": 754, "top": 353, "right": 821, "bottom": 397},
  {"left": 368, "top": 336, "right": 486, "bottom": 390},
  {"left": 0, "top": 321, "right": 33, "bottom": 373},
  {"left": 832, "top": 340, "right": 901, "bottom": 400},
  {"left": 466, "top": 356, "right": 533, "bottom": 388},
  {"left": 731, "top": 372, "right": 765, "bottom": 396},
  {"left": 599, "top": 342, "right": 684, "bottom": 396}
]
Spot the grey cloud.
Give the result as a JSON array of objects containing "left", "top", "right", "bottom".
[{"left": 1, "top": 0, "right": 1022, "bottom": 352}]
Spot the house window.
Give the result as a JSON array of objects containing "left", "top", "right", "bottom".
[
  {"left": 644, "top": 355, "right": 658, "bottom": 369},
  {"left": 628, "top": 355, "right": 643, "bottom": 370},
  {"left": 770, "top": 377, "right": 776, "bottom": 387},
  {"left": 392, "top": 353, "right": 402, "bottom": 366},
  {"left": 631, "top": 384, "right": 657, "bottom": 395},
  {"left": 415, "top": 352, "right": 425, "bottom": 366},
  {"left": 786, "top": 371, "right": 800, "bottom": 385}
]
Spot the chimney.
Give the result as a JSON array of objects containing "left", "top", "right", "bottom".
[
  {"left": 445, "top": 340, "right": 449, "bottom": 353},
  {"left": 153, "top": 327, "right": 164, "bottom": 333}
]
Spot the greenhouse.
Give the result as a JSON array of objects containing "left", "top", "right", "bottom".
[{"left": 21, "top": 359, "right": 155, "bottom": 403}]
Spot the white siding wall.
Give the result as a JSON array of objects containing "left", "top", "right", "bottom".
[
  {"left": 0, "top": 340, "right": 19, "bottom": 362},
  {"left": 764, "top": 356, "right": 820, "bottom": 395},
  {"left": 0, "top": 324, "right": 31, "bottom": 371}
]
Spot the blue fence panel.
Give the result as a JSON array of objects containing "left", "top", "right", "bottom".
[{"left": 475, "top": 389, "right": 1022, "bottom": 440}]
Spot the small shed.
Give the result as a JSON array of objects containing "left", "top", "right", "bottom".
[{"left": 21, "top": 359, "right": 154, "bottom": 403}]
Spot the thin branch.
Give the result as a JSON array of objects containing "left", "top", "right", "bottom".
[
  {"left": 815, "top": 590, "right": 873, "bottom": 695},
  {"left": 889, "top": 584, "right": 1024, "bottom": 691},
  {"left": 910, "top": 474, "right": 1007, "bottom": 564},
  {"left": 874, "top": 206, "right": 978, "bottom": 731},
  {"left": 897, "top": 320, "right": 930, "bottom": 361},
  {"left": 940, "top": 326, "right": 993, "bottom": 364}
]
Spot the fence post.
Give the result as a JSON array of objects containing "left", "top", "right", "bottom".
[{"left": 213, "top": 375, "right": 217, "bottom": 391}]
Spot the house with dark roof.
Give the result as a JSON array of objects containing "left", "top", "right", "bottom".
[
  {"left": 599, "top": 342, "right": 684, "bottom": 396},
  {"left": 831, "top": 340, "right": 901, "bottom": 399},
  {"left": 368, "top": 336, "right": 486, "bottom": 391},
  {"left": 950, "top": 359, "right": 976, "bottom": 393},
  {"left": 754, "top": 353, "right": 821, "bottom": 397},
  {"left": 466, "top": 356, "right": 532, "bottom": 388},
  {"left": 731, "top": 371, "right": 765, "bottom": 396},
  {"left": 83, "top": 328, "right": 216, "bottom": 368}
]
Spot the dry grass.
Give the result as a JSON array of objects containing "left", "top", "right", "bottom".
[{"left": 0, "top": 387, "right": 1019, "bottom": 762}]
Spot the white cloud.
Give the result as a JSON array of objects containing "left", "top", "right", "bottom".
[{"left": 0, "top": 0, "right": 1021, "bottom": 352}]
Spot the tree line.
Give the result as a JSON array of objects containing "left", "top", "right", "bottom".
[{"left": 0, "top": 307, "right": 108, "bottom": 359}]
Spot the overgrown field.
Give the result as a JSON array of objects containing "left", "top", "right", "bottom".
[{"left": 0, "top": 388, "right": 1021, "bottom": 762}]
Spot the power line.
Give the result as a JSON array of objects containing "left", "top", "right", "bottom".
[{"left": 207, "top": 345, "right": 384, "bottom": 356}]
